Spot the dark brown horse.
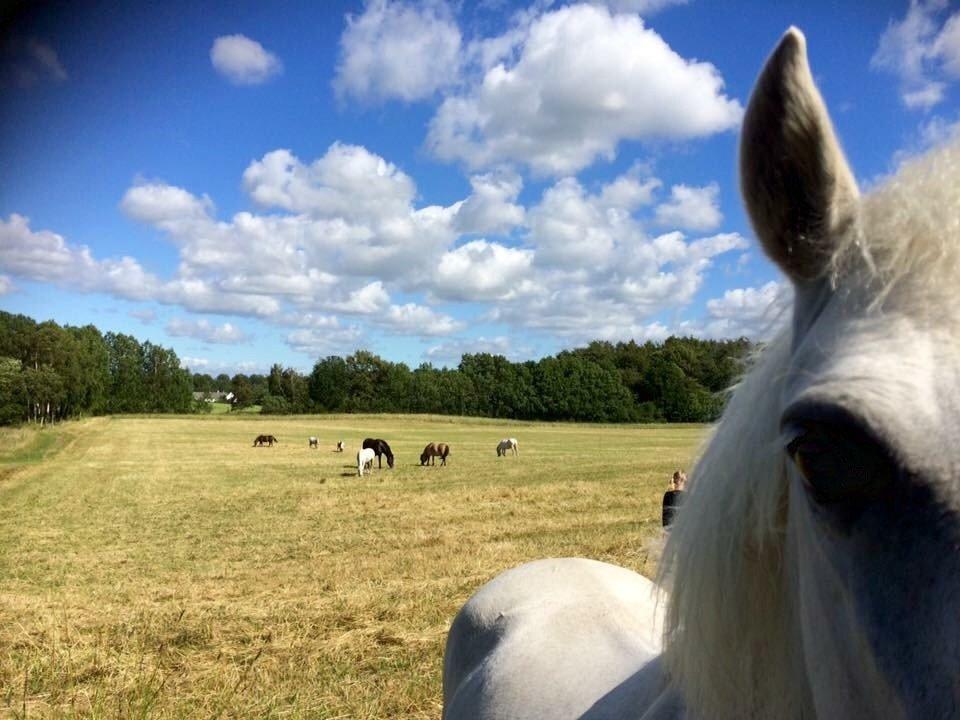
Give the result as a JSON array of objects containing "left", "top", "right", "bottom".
[
  {"left": 362, "top": 438, "right": 394, "bottom": 468},
  {"left": 253, "top": 434, "right": 278, "bottom": 447},
  {"left": 420, "top": 442, "right": 450, "bottom": 466}
]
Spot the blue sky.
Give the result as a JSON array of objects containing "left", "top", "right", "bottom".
[{"left": 2, "top": 0, "right": 959, "bottom": 375}]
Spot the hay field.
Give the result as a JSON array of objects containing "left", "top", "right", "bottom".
[{"left": 0, "top": 415, "right": 704, "bottom": 718}]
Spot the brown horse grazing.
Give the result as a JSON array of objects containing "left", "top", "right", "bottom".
[
  {"left": 253, "top": 434, "right": 278, "bottom": 447},
  {"left": 420, "top": 442, "right": 450, "bottom": 466}
]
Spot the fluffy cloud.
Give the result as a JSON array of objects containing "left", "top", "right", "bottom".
[
  {"left": 0, "top": 213, "right": 159, "bottom": 300},
  {"left": 589, "top": 0, "right": 688, "bottom": 13},
  {"left": 654, "top": 183, "right": 722, "bottom": 231},
  {"left": 210, "top": 34, "right": 282, "bottom": 85},
  {"left": 431, "top": 240, "right": 534, "bottom": 302},
  {"left": 381, "top": 303, "right": 464, "bottom": 336},
  {"left": 872, "top": 0, "right": 960, "bottom": 109},
  {"left": 427, "top": 4, "right": 741, "bottom": 175},
  {"left": 425, "top": 335, "right": 528, "bottom": 365},
  {"left": 482, "top": 168, "right": 746, "bottom": 344},
  {"left": 0, "top": 274, "right": 14, "bottom": 295},
  {"left": 453, "top": 172, "right": 525, "bottom": 234},
  {"left": 698, "top": 281, "right": 792, "bottom": 339},
  {"left": 6, "top": 126, "right": 758, "bottom": 363},
  {"left": 527, "top": 170, "right": 670, "bottom": 270},
  {"left": 117, "top": 146, "right": 470, "bottom": 347},
  {"left": 118, "top": 144, "right": 463, "bottom": 314},
  {"left": 0, "top": 213, "right": 279, "bottom": 317},
  {"left": 328, "top": 281, "right": 391, "bottom": 313},
  {"left": 285, "top": 326, "right": 364, "bottom": 356},
  {"left": 165, "top": 318, "right": 251, "bottom": 344},
  {"left": 242, "top": 144, "right": 416, "bottom": 219},
  {"left": 242, "top": 146, "right": 460, "bottom": 280},
  {"left": 527, "top": 178, "right": 619, "bottom": 268},
  {"left": 334, "top": 0, "right": 461, "bottom": 103},
  {"left": 120, "top": 182, "right": 214, "bottom": 228}
]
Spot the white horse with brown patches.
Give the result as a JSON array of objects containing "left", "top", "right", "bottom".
[
  {"left": 443, "top": 28, "right": 960, "bottom": 719},
  {"left": 496, "top": 438, "right": 518, "bottom": 457}
]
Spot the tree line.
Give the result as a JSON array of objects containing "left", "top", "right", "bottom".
[
  {"left": 0, "top": 310, "right": 753, "bottom": 426},
  {"left": 200, "top": 338, "right": 752, "bottom": 423},
  {"left": 0, "top": 311, "right": 193, "bottom": 425}
]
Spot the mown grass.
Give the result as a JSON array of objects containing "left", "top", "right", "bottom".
[{"left": 0, "top": 415, "right": 704, "bottom": 718}]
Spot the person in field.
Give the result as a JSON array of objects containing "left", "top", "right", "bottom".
[{"left": 662, "top": 470, "right": 686, "bottom": 528}]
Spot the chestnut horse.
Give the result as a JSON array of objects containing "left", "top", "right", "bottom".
[{"left": 420, "top": 442, "right": 450, "bottom": 466}]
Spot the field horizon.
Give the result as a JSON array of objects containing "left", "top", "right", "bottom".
[{"left": 1, "top": 414, "right": 705, "bottom": 718}]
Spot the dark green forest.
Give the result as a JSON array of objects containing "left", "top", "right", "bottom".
[{"left": 0, "top": 310, "right": 752, "bottom": 425}]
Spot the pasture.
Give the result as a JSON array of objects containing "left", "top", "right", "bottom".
[{"left": 0, "top": 415, "right": 704, "bottom": 718}]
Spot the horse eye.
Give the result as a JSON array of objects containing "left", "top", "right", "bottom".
[{"left": 784, "top": 422, "right": 894, "bottom": 508}]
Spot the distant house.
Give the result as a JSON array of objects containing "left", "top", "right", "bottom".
[{"left": 191, "top": 391, "right": 235, "bottom": 403}]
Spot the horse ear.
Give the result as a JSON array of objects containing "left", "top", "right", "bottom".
[{"left": 740, "top": 27, "right": 859, "bottom": 283}]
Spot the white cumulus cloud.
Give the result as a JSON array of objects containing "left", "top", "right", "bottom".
[
  {"left": 482, "top": 166, "right": 746, "bottom": 344},
  {"left": 453, "top": 171, "right": 525, "bottom": 235},
  {"left": 427, "top": 3, "right": 741, "bottom": 175},
  {"left": 433, "top": 240, "right": 534, "bottom": 301},
  {"left": 328, "top": 281, "right": 391, "bottom": 314},
  {"left": 381, "top": 303, "right": 464, "bottom": 336},
  {"left": 121, "top": 182, "right": 214, "bottom": 228},
  {"left": 654, "top": 183, "right": 722, "bottom": 231},
  {"left": 698, "top": 281, "right": 792, "bottom": 339},
  {"left": 872, "top": 0, "right": 960, "bottom": 110},
  {"left": 0, "top": 213, "right": 280, "bottom": 317},
  {"left": 210, "top": 34, "right": 282, "bottom": 85},
  {"left": 166, "top": 317, "right": 251, "bottom": 344},
  {"left": 588, "top": 0, "right": 688, "bottom": 14},
  {"left": 425, "top": 335, "right": 528, "bottom": 365},
  {"left": 285, "top": 325, "right": 364, "bottom": 356},
  {"left": 242, "top": 144, "right": 416, "bottom": 219},
  {"left": 334, "top": 0, "right": 462, "bottom": 103}
]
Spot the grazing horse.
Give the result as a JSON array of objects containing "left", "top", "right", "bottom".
[
  {"left": 420, "top": 442, "right": 450, "bottom": 466},
  {"left": 496, "top": 438, "right": 518, "bottom": 456},
  {"left": 308, "top": 436, "right": 319, "bottom": 449},
  {"left": 252, "top": 434, "right": 277, "bottom": 447},
  {"left": 357, "top": 447, "right": 376, "bottom": 477},
  {"left": 444, "top": 28, "right": 960, "bottom": 719},
  {"left": 362, "top": 438, "right": 394, "bottom": 468}
]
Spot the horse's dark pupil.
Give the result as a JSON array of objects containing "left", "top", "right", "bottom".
[{"left": 787, "top": 426, "right": 890, "bottom": 506}]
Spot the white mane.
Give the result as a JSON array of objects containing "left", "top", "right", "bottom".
[
  {"left": 838, "top": 140, "right": 960, "bottom": 303},
  {"left": 658, "top": 332, "right": 800, "bottom": 718},
  {"left": 658, "top": 139, "right": 960, "bottom": 719}
]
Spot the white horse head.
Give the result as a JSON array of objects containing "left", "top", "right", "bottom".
[
  {"left": 660, "top": 27, "right": 960, "bottom": 719},
  {"left": 443, "top": 28, "right": 960, "bottom": 720}
]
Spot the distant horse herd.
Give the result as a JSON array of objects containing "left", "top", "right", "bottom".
[{"left": 251, "top": 433, "right": 519, "bottom": 476}]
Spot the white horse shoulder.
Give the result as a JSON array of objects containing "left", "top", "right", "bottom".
[{"left": 444, "top": 558, "right": 673, "bottom": 720}]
